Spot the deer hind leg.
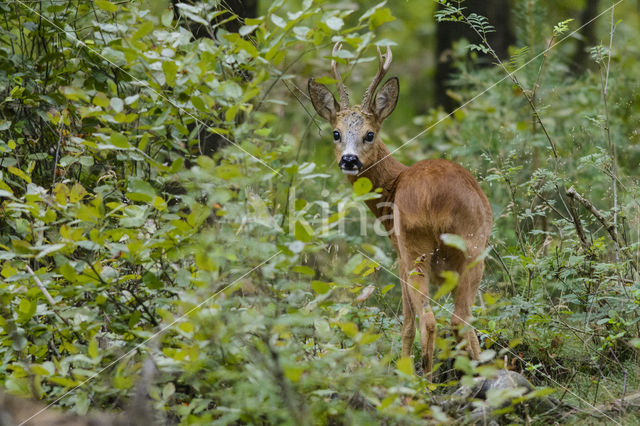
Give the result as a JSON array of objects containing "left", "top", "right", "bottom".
[
  {"left": 402, "top": 255, "right": 436, "bottom": 379},
  {"left": 451, "top": 263, "right": 483, "bottom": 360}
]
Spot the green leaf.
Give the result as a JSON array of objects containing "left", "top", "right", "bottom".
[
  {"left": 162, "top": 61, "right": 178, "bottom": 87},
  {"left": 486, "top": 387, "right": 528, "bottom": 408},
  {"left": 120, "top": 205, "right": 148, "bottom": 227},
  {"left": 235, "top": 39, "right": 258, "bottom": 57},
  {"left": 31, "top": 362, "right": 55, "bottom": 376},
  {"left": 8, "top": 166, "right": 31, "bottom": 183},
  {"left": 69, "top": 182, "right": 88, "bottom": 202},
  {"left": 88, "top": 338, "right": 99, "bottom": 359},
  {"left": 49, "top": 376, "right": 80, "bottom": 387},
  {"left": 92, "top": 92, "right": 109, "bottom": 107},
  {"left": 293, "top": 265, "right": 315, "bottom": 276},
  {"left": 191, "top": 95, "right": 206, "bottom": 112},
  {"left": 381, "top": 283, "right": 395, "bottom": 294},
  {"left": 454, "top": 355, "right": 473, "bottom": 374},
  {"left": 110, "top": 97, "right": 124, "bottom": 113},
  {"left": 440, "top": 233, "right": 467, "bottom": 253},
  {"left": 162, "top": 382, "right": 176, "bottom": 400},
  {"left": 5, "top": 376, "right": 31, "bottom": 398},
  {"left": 110, "top": 132, "right": 131, "bottom": 148},
  {"left": 311, "top": 280, "right": 329, "bottom": 294},
  {"left": 339, "top": 321, "right": 358, "bottom": 338},
  {"left": 225, "top": 104, "right": 239, "bottom": 122},
  {"left": 360, "top": 1, "right": 386, "bottom": 21},
  {"left": 368, "top": 7, "right": 395, "bottom": 30},
  {"left": 143, "top": 271, "right": 163, "bottom": 289},
  {"left": 434, "top": 270, "right": 459, "bottom": 299},
  {"left": 17, "top": 298, "right": 36, "bottom": 323},
  {"left": 284, "top": 365, "right": 304, "bottom": 382},
  {"left": 161, "top": 9, "right": 174, "bottom": 27},
  {"left": 133, "top": 20, "right": 154, "bottom": 41},
  {"left": 152, "top": 196, "right": 167, "bottom": 211},
  {"left": 294, "top": 220, "right": 313, "bottom": 242},
  {"left": 35, "top": 243, "right": 66, "bottom": 259},
  {"left": 129, "top": 311, "right": 142, "bottom": 328},
  {"left": 353, "top": 177, "right": 373, "bottom": 196},
  {"left": 359, "top": 332, "right": 381, "bottom": 345},
  {"left": 396, "top": 356, "right": 414, "bottom": 375},
  {"left": 271, "top": 14, "right": 286, "bottom": 28},
  {"left": 553, "top": 18, "right": 574, "bottom": 36},
  {"left": 239, "top": 25, "right": 258, "bottom": 36},
  {"left": 326, "top": 16, "right": 344, "bottom": 31},
  {"left": 215, "top": 164, "right": 241, "bottom": 180},
  {"left": 127, "top": 178, "right": 156, "bottom": 202},
  {"left": 95, "top": 0, "right": 117, "bottom": 13}
]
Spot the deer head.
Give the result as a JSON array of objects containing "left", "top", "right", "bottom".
[{"left": 308, "top": 43, "right": 399, "bottom": 175}]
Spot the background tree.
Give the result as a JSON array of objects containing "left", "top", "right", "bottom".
[{"left": 434, "top": 0, "right": 515, "bottom": 110}]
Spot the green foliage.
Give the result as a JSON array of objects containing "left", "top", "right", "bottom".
[{"left": 0, "top": 0, "right": 638, "bottom": 424}]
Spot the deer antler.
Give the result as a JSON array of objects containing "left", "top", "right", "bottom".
[
  {"left": 361, "top": 46, "right": 392, "bottom": 113},
  {"left": 331, "top": 42, "right": 350, "bottom": 110}
]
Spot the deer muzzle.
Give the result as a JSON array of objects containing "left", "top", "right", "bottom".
[{"left": 339, "top": 154, "right": 363, "bottom": 175}]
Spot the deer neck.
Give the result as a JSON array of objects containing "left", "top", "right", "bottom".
[{"left": 347, "top": 141, "right": 407, "bottom": 220}]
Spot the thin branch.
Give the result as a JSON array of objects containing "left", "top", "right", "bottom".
[
  {"left": 600, "top": 4, "right": 619, "bottom": 265},
  {"left": 490, "top": 247, "right": 516, "bottom": 296},
  {"left": 26, "top": 265, "right": 85, "bottom": 343},
  {"left": 565, "top": 186, "right": 622, "bottom": 246},
  {"left": 565, "top": 194, "right": 591, "bottom": 252}
]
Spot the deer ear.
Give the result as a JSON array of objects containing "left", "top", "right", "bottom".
[
  {"left": 373, "top": 77, "right": 399, "bottom": 121},
  {"left": 308, "top": 79, "right": 340, "bottom": 122}
]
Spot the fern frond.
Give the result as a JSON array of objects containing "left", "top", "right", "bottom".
[
  {"left": 467, "top": 13, "right": 496, "bottom": 37},
  {"left": 506, "top": 45, "right": 530, "bottom": 72},
  {"left": 553, "top": 18, "right": 574, "bottom": 37}
]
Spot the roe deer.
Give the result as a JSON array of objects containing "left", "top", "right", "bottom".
[{"left": 308, "top": 43, "right": 492, "bottom": 378}]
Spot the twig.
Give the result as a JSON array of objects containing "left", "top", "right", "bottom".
[
  {"left": 531, "top": 36, "right": 555, "bottom": 105},
  {"left": 532, "top": 188, "right": 570, "bottom": 222},
  {"left": 562, "top": 390, "right": 640, "bottom": 420},
  {"left": 558, "top": 368, "right": 578, "bottom": 403},
  {"left": 26, "top": 265, "right": 57, "bottom": 306},
  {"left": 565, "top": 194, "right": 590, "bottom": 251},
  {"left": 621, "top": 369, "right": 627, "bottom": 409},
  {"left": 26, "top": 265, "right": 85, "bottom": 343},
  {"left": 51, "top": 119, "right": 64, "bottom": 186},
  {"left": 599, "top": 4, "right": 620, "bottom": 270},
  {"left": 490, "top": 247, "right": 516, "bottom": 296},
  {"left": 126, "top": 288, "right": 159, "bottom": 327},
  {"left": 565, "top": 186, "right": 620, "bottom": 246},
  {"left": 255, "top": 45, "right": 320, "bottom": 113},
  {"left": 593, "top": 376, "right": 600, "bottom": 407}
]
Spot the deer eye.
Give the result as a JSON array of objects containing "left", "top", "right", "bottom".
[
  {"left": 333, "top": 130, "right": 341, "bottom": 142},
  {"left": 364, "top": 131, "right": 375, "bottom": 142}
]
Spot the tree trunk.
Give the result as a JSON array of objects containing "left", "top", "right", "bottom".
[{"left": 571, "top": 0, "right": 599, "bottom": 72}]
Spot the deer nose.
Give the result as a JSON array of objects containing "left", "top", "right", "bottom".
[{"left": 339, "top": 154, "right": 362, "bottom": 171}]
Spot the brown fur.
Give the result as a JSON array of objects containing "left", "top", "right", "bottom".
[{"left": 308, "top": 49, "right": 492, "bottom": 379}]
